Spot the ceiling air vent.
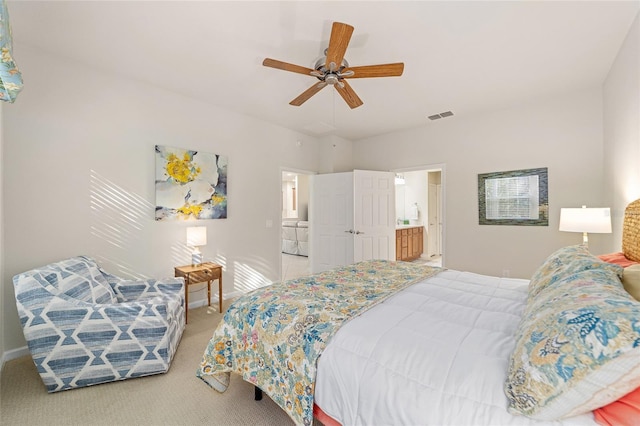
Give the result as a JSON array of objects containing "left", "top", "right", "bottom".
[{"left": 428, "top": 111, "right": 454, "bottom": 121}]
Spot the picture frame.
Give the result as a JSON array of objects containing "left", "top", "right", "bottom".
[{"left": 478, "top": 167, "right": 548, "bottom": 226}]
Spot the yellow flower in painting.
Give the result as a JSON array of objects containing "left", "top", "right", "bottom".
[
  {"left": 165, "top": 152, "right": 201, "bottom": 183},
  {"left": 214, "top": 354, "right": 225, "bottom": 364},
  {"left": 212, "top": 194, "right": 226, "bottom": 204},
  {"left": 178, "top": 204, "right": 203, "bottom": 218},
  {"left": 214, "top": 341, "right": 225, "bottom": 352},
  {"left": 294, "top": 382, "right": 305, "bottom": 395}
]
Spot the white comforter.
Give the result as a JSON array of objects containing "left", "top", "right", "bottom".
[{"left": 314, "top": 269, "right": 597, "bottom": 426}]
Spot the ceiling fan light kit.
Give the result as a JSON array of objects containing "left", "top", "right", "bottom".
[{"left": 262, "top": 22, "right": 404, "bottom": 109}]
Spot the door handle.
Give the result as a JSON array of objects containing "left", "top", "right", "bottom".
[
  {"left": 345, "top": 229, "right": 355, "bottom": 234},
  {"left": 355, "top": 231, "right": 364, "bottom": 235}
]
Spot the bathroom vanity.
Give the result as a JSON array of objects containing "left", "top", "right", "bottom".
[{"left": 395, "top": 225, "right": 424, "bottom": 261}]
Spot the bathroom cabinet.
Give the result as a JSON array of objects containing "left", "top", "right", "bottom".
[{"left": 396, "top": 226, "right": 423, "bottom": 261}]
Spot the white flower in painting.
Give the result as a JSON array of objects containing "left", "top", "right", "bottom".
[
  {"left": 156, "top": 181, "right": 190, "bottom": 210},
  {"left": 186, "top": 180, "right": 215, "bottom": 205},
  {"left": 191, "top": 152, "right": 219, "bottom": 186}
]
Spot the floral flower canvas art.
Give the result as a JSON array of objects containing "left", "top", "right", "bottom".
[{"left": 155, "top": 145, "right": 227, "bottom": 221}]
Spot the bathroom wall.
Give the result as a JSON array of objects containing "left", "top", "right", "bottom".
[{"left": 398, "top": 170, "right": 428, "bottom": 226}]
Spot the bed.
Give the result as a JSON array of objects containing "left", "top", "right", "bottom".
[{"left": 198, "top": 199, "right": 640, "bottom": 425}]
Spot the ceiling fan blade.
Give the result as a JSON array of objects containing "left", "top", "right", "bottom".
[
  {"left": 344, "top": 63, "right": 405, "bottom": 78},
  {"left": 325, "top": 22, "right": 354, "bottom": 71},
  {"left": 335, "top": 80, "right": 363, "bottom": 109},
  {"left": 263, "top": 58, "right": 315, "bottom": 76},
  {"left": 289, "top": 82, "right": 327, "bottom": 106}
]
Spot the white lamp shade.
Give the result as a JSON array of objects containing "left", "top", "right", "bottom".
[
  {"left": 186, "top": 226, "right": 207, "bottom": 247},
  {"left": 559, "top": 207, "right": 612, "bottom": 233}
]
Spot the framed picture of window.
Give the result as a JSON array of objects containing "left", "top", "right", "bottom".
[{"left": 478, "top": 167, "right": 548, "bottom": 226}]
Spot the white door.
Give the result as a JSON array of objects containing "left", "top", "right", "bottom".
[
  {"left": 310, "top": 172, "right": 354, "bottom": 273},
  {"left": 310, "top": 170, "right": 396, "bottom": 273},
  {"left": 353, "top": 170, "right": 396, "bottom": 262}
]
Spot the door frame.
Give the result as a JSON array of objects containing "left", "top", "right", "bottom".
[
  {"left": 279, "top": 167, "right": 316, "bottom": 281},
  {"left": 391, "top": 163, "right": 446, "bottom": 267}
]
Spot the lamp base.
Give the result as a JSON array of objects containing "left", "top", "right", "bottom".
[{"left": 192, "top": 248, "right": 203, "bottom": 266}]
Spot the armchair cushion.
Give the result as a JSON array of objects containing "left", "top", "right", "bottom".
[{"left": 13, "top": 256, "right": 185, "bottom": 392}]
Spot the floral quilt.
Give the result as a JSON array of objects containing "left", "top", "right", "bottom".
[{"left": 197, "top": 259, "right": 441, "bottom": 425}]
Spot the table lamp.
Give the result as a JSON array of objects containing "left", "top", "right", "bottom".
[
  {"left": 559, "top": 206, "right": 612, "bottom": 248},
  {"left": 186, "top": 226, "right": 207, "bottom": 265}
]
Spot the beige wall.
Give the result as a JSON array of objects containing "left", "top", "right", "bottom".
[
  {"left": 353, "top": 88, "right": 610, "bottom": 279},
  {"left": 296, "top": 174, "right": 310, "bottom": 221},
  {"left": 318, "top": 135, "right": 354, "bottom": 173},
  {"left": 1, "top": 44, "right": 325, "bottom": 354},
  {"left": 603, "top": 12, "right": 640, "bottom": 248}
]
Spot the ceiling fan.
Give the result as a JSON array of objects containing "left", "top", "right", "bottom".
[{"left": 263, "top": 22, "right": 404, "bottom": 109}]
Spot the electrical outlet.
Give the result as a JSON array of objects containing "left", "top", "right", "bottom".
[{"left": 502, "top": 269, "right": 510, "bottom": 278}]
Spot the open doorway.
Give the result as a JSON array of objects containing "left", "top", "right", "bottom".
[
  {"left": 393, "top": 164, "right": 445, "bottom": 267},
  {"left": 281, "top": 169, "right": 313, "bottom": 281}
]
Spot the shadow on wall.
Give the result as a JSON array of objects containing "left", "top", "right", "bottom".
[
  {"left": 91, "top": 169, "right": 274, "bottom": 295},
  {"left": 233, "top": 257, "right": 275, "bottom": 293},
  {"left": 90, "top": 169, "right": 155, "bottom": 279}
]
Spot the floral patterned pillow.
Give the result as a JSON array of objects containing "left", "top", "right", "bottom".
[
  {"left": 527, "top": 245, "right": 622, "bottom": 302},
  {"left": 506, "top": 267, "right": 640, "bottom": 420}
]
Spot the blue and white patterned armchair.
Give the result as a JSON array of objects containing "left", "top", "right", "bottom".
[{"left": 13, "top": 255, "right": 185, "bottom": 392}]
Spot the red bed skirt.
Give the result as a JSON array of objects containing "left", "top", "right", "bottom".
[{"left": 314, "top": 403, "right": 342, "bottom": 426}]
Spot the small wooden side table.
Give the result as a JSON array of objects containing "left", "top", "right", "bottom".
[{"left": 174, "top": 262, "right": 223, "bottom": 324}]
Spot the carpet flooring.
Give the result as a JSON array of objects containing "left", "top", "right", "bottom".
[{"left": 0, "top": 305, "right": 298, "bottom": 425}]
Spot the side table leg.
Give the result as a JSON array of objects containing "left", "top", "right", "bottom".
[
  {"left": 207, "top": 280, "right": 211, "bottom": 307},
  {"left": 185, "top": 274, "right": 189, "bottom": 324}
]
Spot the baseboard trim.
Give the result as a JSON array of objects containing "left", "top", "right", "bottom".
[
  {"left": 2, "top": 345, "right": 29, "bottom": 369},
  {"left": 187, "top": 291, "right": 243, "bottom": 310}
]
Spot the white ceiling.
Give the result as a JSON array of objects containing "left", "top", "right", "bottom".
[{"left": 7, "top": 1, "right": 639, "bottom": 141}]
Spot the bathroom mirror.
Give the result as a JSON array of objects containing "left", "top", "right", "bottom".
[{"left": 478, "top": 167, "right": 548, "bottom": 226}]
